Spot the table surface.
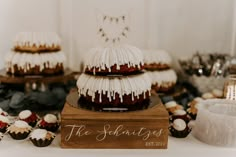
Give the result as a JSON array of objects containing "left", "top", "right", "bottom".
[{"left": 0, "top": 133, "right": 235, "bottom": 157}]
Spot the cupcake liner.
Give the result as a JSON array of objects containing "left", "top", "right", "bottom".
[
  {"left": 0, "top": 126, "right": 8, "bottom": 133},
  {"left": 30, "top": 137, "right": 54, "bottom": 147},
  {"left": 188, "top": 113, "right": 197, "bottom": 120},
  {"left": 8, "top": 131, "right": 31, "bottom": 140},
  {"left": 38, "top": 123, "right": 60, "bottom": 132},
  {"left": 169, "top": 127, "right": 192, "bottom": 138}
]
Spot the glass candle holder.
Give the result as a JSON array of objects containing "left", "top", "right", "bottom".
[{"left": 224, "top": 75, "right": 236, "bottom": 100}]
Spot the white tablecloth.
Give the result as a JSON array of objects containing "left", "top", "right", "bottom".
[{"left": 0, "top": 133, "right": 235, "bottom": 157}]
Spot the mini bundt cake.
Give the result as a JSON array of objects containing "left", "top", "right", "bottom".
[
  {"left": 147, "top": 69, "right": 177, "bottom": 92},
  {"left": 5, "top": 32, "right": 66, "bottom": 75},
  {"left": 143, "top": 49, "right": 172, "bottom": 70}
]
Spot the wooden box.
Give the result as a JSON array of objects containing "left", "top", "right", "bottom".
[{"left": 61, "top": 93, "right": 169, "bottom": 149}]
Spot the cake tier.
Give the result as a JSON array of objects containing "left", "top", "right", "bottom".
[
  {"left": 84, "top": 44, "right": 144, "bottom": 75},
  {"left": 14, "top": 32, "right": 61, "bottom": 52},
  {"left": 5, "top": 51, "right": 66, "bottom": 75},
  {"left": 143, "top": 49, "right": 172, "bottom": 70},
  {"left": 78, "top": 96, "right": 150, "bottom": 111},
  {"left": 147, "top": 69, "right": 177, "bottom": 92},
  {"left": 76, "top": 73, "right": 151, "bottom": 105}
]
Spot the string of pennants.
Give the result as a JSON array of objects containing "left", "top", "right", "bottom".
[{"left": 102, "top": 14, "right": 126, "bottom": 23}]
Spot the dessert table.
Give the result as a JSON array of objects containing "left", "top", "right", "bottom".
[{"left": 0, "top": 133, "right": 235, "bottom": 157}]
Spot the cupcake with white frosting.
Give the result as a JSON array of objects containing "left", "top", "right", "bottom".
[
  {"left": 171, "top": 110, "right": 190, "bottom": 123},
  {"left": 30, "top": 129, "right": 55, "bottom": 147},
  {"left": 165, "top": 101, "right": 183, "bottom": 115},
  {"left": 5, "top": 32, "right": 66, "bottom": 76},
  {"left": 7, "top": 120, "right": 32, "bottom": 140},
  {"left": 18, "top": 110, "right": 39, "bottom": 127},
  {"left": 169, "top": 118, "right": 191, "bottom": 138},
  {"left": 38, "top": 114, "right": 60, "bottom": 132},
  {"left": 0, "top": 115, "right": 10, "bottom": 133}
]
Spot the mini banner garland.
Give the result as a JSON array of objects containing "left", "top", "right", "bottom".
[
  {"left": 103, "top": 15, "right": 126, "bottom": 23},
  {"left": 98, "top": 14, "right": 130, "bottom": 43}
]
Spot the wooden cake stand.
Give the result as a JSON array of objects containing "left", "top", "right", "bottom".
[
  {"left": 61, "top": 92, "right": 169, "bottom": 149},
  {"left": 0, "top": 69, "right": 79, "bottom": 92}
]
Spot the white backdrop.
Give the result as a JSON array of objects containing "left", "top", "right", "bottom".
[
  {"left": 0, "top": 0, "right": 235, "bottom": 71},
  {"left": 0, "top": 0, "right": 59, "bottom": 69}
]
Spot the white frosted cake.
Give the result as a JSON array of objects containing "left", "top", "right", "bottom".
[
  {"left": 77, "top": 44, "right": 151, "bottom": 111},
  {"left": 143, "top": 49, "right": 172, "bottom": 70},
  {"left": 84, "top": 44, "right": 144, "bottom": 75},
  {"left": 147, "top": 69, "right": 177, "bottom": 92},
  {"left": 4, "top": 32, "right": 66, "bottom": 75}
]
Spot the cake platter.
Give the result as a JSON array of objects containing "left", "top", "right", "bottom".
[
  {"left": 0, "top": 69, "right": 78, "bottom": 84},
  {"left": 67, "top": 90, "right": 158, "bottom": 112},
  {"left": 0, "top": 69, "right": 79, "bottom": 92}
]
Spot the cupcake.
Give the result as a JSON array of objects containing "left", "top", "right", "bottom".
[
  {"left": 165, "top": 101, "right": 182, "bottom": 115},
  {"left": 38, "top": 114, "right": 60, "bottom": 132},
  {"left": 0, "top": 108, "right": 8, "bottom": 116},
  {"left": 202, "top": 92, "right": 214, "bottom": 99},
  {"left": 0, "top": 132, "right": 3, "bottom": 141},
  {"left": 0, "top": 115, "right": 10, "bottom": 133},
  {"left": 188, "top": 97, "right": 203, "bottom": 107},
  {"left": 171, "top": 110, "right": 190, "bottom": 123},
  {"left": 30, "top": 129, "right": 55, "bottom": 147},
  {"left": 211, "top": 89, "right": 223, "bottom": 98},
  {"left": 19, "top": 110, "right": 39, "bottom": 127},
  {"left": 187, "top": 97, "right": 202, "bottom": 120},
  {"left": 7, "top": 120, "right": 32, "bottom": 140},
  {"left": 169, "top": 119, "right": 191, "bottom": 138}
]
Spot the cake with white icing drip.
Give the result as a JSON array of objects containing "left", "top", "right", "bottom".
[
  {"left": 77, "top": 44, "right": 151, "bottom": 111},
  {"left": 147, "top": 69, "right": 177, "bottom": 92},
  {"left": 143, "top": 49, "right": 177, "bottom": 93},
  {"left": 84, "top": 44, "right": 144, "bottom": 75},
  {"left": 143, "top": 49, "right": 172, "bottom": 70},
  {"left": 77, "top": 73, "right": 151, "bottom": 106},
  {"left": 14, "top": 32, "right": 61, "bottom": 52},
  {"left": 5, "top": 32, "right": 66, "bottom": 75}
]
